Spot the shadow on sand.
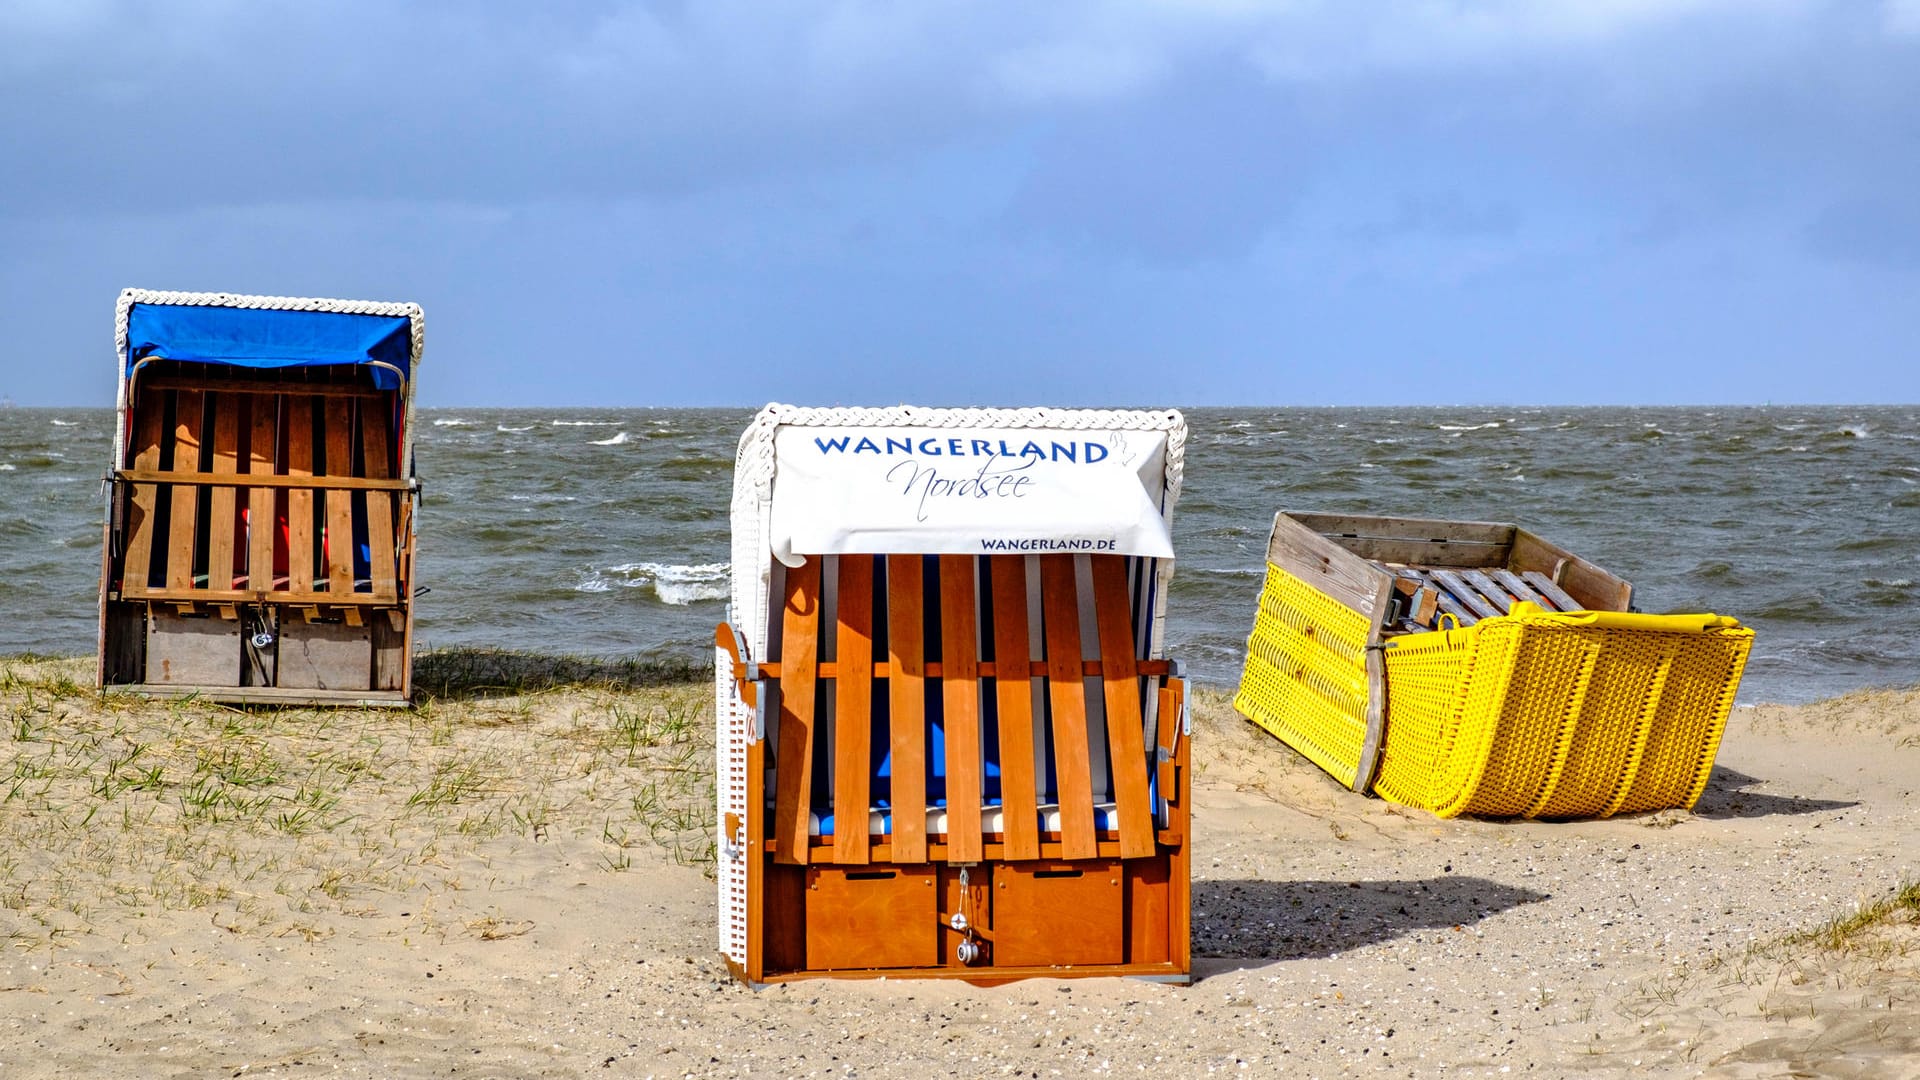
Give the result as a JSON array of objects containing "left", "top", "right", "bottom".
[
  {"left": 1192, "top": 876, "right": 1549, "bottom": 973},
  {"left": 412, "top": 646, "right": 711, "bottom": 700},
  {"left": 1690, "top": 765, "right": 1857, "bottom": 819}
]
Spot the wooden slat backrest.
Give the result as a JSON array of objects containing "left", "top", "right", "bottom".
[
  {"left": 117, "top": 379, "right": 412, "bottom": 606},
  {"left": 323, "top": 398, "right": 356, "bottom": 596},
  {"left": 831, "top": 555, "right": 875, "bottom": 865},
  {"left": 206, "top": 394, "right": 240, "bottom": 591},
  {"left": 248, "top": 394, "right": 278, "bottom": 590},
  {"left": 165, "top": 390, "right": 205, "bottom": 593},
  {"left": 937, "top": 555, "right": 985, "bottom": 863},
  {"left": 772, "top": 558, "right": 822, "bottom": 866},
  {"left": 285, "top": 397, "right": 317, "bottom": 594},
  {"left": 884, "top": 555, "right": 928, "bottom": 864},
  {"left": 1038, "top": 554, "right": 1098, "bottom": 860},
  {"left": 767, "top": 552, "right": 1168, "bottom": 866},
  {"left": 1090, "top": 555, "right": 1156, "bottom": 859},
  {"left": 361, "top": 402, "right": 399, "bottom": 600},
  {"left": 989, "top": 557, "right": 1042, "bottom": 861},
  {"left": 120, "top": 385, "right": 168, "bottom": 591}
]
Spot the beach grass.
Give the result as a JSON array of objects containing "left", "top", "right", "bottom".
[{"left": 0, "top": 652, "right": 715, "bottom": 952}]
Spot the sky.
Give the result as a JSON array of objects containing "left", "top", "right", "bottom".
[{"left": 2, "top": 0, "right": 1916, "bottom": 407}]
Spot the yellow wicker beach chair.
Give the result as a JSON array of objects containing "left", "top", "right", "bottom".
[{"left": 1235, "top": 512, "right": 1753, "bottom": 819}]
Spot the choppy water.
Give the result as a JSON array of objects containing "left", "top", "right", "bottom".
[{"left": 3, "top": 405, "right": 1915, "bottom": 704}]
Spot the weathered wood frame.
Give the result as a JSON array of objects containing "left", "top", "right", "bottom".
[
  {"left": 97, "top": 360, "right": 418, "bottom": 706},
  {"left": 1262, "top": 511, "right": 1632, "bottom": 793}
]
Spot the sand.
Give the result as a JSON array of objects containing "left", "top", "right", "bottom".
[{"left": 2, "top": 659, "right": 1916, "bottom": 1078}]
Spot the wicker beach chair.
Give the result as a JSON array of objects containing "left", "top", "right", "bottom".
[
  {"left": 1235, "top": 512, "right": 1754, "bottom": 819},
  {"left": 99, "top": 289, "right": 423, "bottom": 705},
  {"left": 715, "top": 405, "right": 1192, "bottom": 984}
]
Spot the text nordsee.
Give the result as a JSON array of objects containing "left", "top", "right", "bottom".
[{"left": 812, "top": 436, "right": 1112, "bottom": 463}]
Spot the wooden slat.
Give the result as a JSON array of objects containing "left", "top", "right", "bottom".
[
  {"left": 1263, "top": 514, "right": 1399, "bottom": 622},
  {"left": 1089, "top": 556, "right": 1155, "bottom": 859},
  {"left": 359, "top": 404, "right": 399, "bottom": 599},
  {"left": 1490, "top": 568, "right": 1552, "bottom": 610},
  {"left": 1290, "top": 512, "right": 1516, "bottom": 547},
  {"left": 323, "top": 398, "right": 356, "bottom": 595},
  {"left": 936, "top": 555, "right": 983, "bottom": 864},
  {"left": 745, "top": 714, "right": 769, "bottom": 981},
  {"left": 884, "top": 555, "right": 928, "bottom": 865},
  {"left": 121, "top": 386, "right": 168, "bottom": 592},
  {"left": 1511, "top": 529, "right": 1632, "bottom": 611},
  {"left": 206, "top": 394, "right": 240, "bottom": 591},
  {"left": 1038, "top": 555, "right": 1097, "bottom": 860},
  {"left": 1429, "top": 569, "right": 1503, "bottom": 621},
  {"left": 165, "top": 390, "right": 204, "bottom": 592},
  {"left": 143, "top": 376, "right": 387, "bottom": 398},
  {"left": 831, "top": 556, "right": 875, "bottom": 865},
  {"left": 119, "top": 585, "right": 397, "bottom": 605},
  {"left": 1521, "top": 571, "right": 1586, "bottom": 613},
  {"left": 286, "top": 397, "right": 316, "bottom": 593},
  {"left": 773, "top": 559, "right": 822, "bottom": 866},
  {"left": 115, "top": 469, "right": 409, "bottom": 492},
  {"left": 1402, "top": 568, "right": 1478, "bottom": 627},
  {"left": 1460, "top": 569, "right": 1515, "bottom": 614},
  {"left": 988, "top": 556, "right": 1041, "bottom": 861},
  {"left": 777, "top": 837, "right": 1180, "bottom": 862},
  {"left": 248, "top": 396, "right": 277, "bottom": 590},
  {"left": 743, "top": 657, "right": 1176, "bottom": 681},
  {"left": 1156, "top": 682, "right": 1183, "bottom": 798}
]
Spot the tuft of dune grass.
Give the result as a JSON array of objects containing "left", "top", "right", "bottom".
[{"left": 0, "top": 653, "right": 715, "bottom": 953}]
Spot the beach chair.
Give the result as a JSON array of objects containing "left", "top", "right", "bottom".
[
  {"left": 715, "top": 405, "right": 1191, "bottom": 984},
  {"left": 98, "top": 289, "right": 423, "bottom": 705},
  {"left": 1235, "top": 512, "right": 1754, "bottom": 819}
]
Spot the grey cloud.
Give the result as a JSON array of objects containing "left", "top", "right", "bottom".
[{"left": 1804, "top": 199, "right": 1920, "bottom": 270}]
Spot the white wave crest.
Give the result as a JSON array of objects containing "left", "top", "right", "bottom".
[
  {"left": 550, "top": 420, "right": 621, "bottom": 427},
  {"left": 1437, "top": 421, "right": 1502, "bottom": 432},
  {"left": 0, "top": 463, "right": 14, "bottom": 471},
  {"left": 496, "top": 424, "right": 534, "bottom": 433},
  {"left": 577, "top": 561, "right": 729, "bottom": 605},
  {"left": 49, "top": 419, "right": 77, "bottom": 426},
  {"left": 590, "top": 431, "right": 630, "bottom": 446},
  {"left": 433, "top": 418, "right": 471, "bottom": 427}
]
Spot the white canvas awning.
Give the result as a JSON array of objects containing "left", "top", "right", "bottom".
[{"left": 767, "top": 423, "right": 1174, "bottom": 566}]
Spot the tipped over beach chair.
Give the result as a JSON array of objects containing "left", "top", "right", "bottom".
[
  {"left": 715, "top": 406, "right": 1191, "bottom": 984},
  {"left": 1235, "top": 512, "right": 1754, "bottom": 819},
  {"left": 98, "top": 289, "right": 423, "bottom": 705}
]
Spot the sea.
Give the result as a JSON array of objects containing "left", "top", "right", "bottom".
[{"left": 2, "top": 405, "right": 1915, "bottom": 705}]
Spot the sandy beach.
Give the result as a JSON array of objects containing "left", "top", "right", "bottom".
[{"left": 2, "top": 655, "right": 1915, "bottom": 1078}]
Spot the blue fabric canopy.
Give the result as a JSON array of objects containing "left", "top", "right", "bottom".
[{"left": 125, "top": 303, "right": 413, "bottom": 389}]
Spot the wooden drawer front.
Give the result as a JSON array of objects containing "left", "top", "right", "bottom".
[
  {"left": 804, "top": 866, "right": 938, "bottom": 971},
  {"left": 147, "top": 612, "right": 240, "bottom": 685},
  {"left": 994, "top": 861, "right": 1124, "bottom": 968},
  {"left": 278, "top": 619, "right": 373, "bottom": 690}
]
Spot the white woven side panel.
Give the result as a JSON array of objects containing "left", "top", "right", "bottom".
[{"left": 715, "top": 645, "right": 750, "bottom": 966}]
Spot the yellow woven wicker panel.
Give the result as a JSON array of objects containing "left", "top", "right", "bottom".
[
  {"left": 1380, "top": 615, "right": 1754, "bottom": 819},
  {"left": 1369, "top": 628, "right": 1472, "bottom": 810},
  {"left": 1233, "top": 564, "right": 1374, "bottom": 789}
]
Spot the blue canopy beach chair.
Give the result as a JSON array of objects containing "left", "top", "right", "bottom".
[{"left": 99, "top": 288, "right": 423, "bottom": 705}]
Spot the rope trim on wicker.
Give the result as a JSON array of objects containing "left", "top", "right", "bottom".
[{"left": 114, "top": 288, "right": 425, "bottom": 369}]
